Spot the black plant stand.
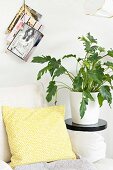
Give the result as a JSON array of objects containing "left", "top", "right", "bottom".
[{"left": 65, "top": 118, "right": 107, "bottom": 132}]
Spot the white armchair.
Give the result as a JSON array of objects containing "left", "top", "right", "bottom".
[
  {"left": 0, "top": 161, "right": 12, "bottom": 170},
  {"left": 94, "top": 158, "right": 113, "bottom": 170},
  {"left": 0, "top": 83, "right": 113, "bottom": 170}
]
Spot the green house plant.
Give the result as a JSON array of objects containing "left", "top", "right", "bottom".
[{"left": 32, "top": 33, "right": 113, "bottom": 124}]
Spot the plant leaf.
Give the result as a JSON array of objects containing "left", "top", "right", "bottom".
[
  {"left": 48, "top": 58, "right": 61, "bottom": 76},
  {"left": 107, "top": 49, "right": 113, "bottom": 57},
  {"left": 88, "top": 66, "right": 104, "bottom": 84},
  {"left": 98, "top": 47, "right": 105, "bottom": 53},
  {"left": 37, "top": 66, "right": 49, "bottom": 80},
  {"left": 32, "top": 56, "right": 51, "bottom": 63},
  {"left": 46, "top": 81, "right": 57, "bottom": 102},
  {"left": 80, "top": 97, "right": 88, "bottom": 119},
  {"left": 73, "top": 76, "right": 83, "bottom": 91},
  {"left": 99, "top": 86, "right": 112, "bottom": 106},
  {"left": 79, "top": 67, "right": 88, "bottom": 89},
  {"left": 53, "top": 66, "right": 66, "bottom": 79},
  {"left": 78, "top": 33, "right": 97, "bottom": 53},
  {"left": 104, "top": 74, "right": 111, "bottom": 85},
  {"left": 104, "top": 61, "right": 113, "bottom": 70},
  {"left": 49, "top": 58, "right": 61, "bottom": 68},
  {"left": 77, "top": 58, "right": 83, "bottom": 62},
  {"left": 88, "top": 71, "right": 101, "bottom": 84},
  {"left": 83, "top": 60, "right": 90, "bottom": 69},
  {"left": 97, "top": 93, "right": 104, "bottom": 107},
  {"left": 88, "top": 53, "right": 101, "bottom": 63},
  {"left": 86, "top": 33, "right": 97, "bottom": 44},
  {"left": 79, "top": 36, "right": 91, "bottom": 53},
  {"left": 83, "top": 90, "right": 94, "bottom": 101},
  {"left": 62, "top": 54, "right": 76, "bottom": 59}
]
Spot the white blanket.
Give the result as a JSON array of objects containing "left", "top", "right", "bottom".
[{"left": 15, "top": 159, "right": 96, "bottom": 170}]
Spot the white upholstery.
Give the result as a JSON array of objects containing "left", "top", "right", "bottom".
[
  {"left": 0, "top": 160, "right": 12, "bottom": 170},
  {"left": 68, "top": 130, "right": 106, "bottom": 163},
  {"left": 0, "top": 83, "right": 112, "bottom": 170},
  {"left": 0, "top": 83, "right": 47, "bottom": 162},
  {"left": 94, "top": 158, "right": 113, "bottom": 170}
]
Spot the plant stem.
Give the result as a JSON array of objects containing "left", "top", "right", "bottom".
[
  {"left": 101, "top": 54, "right": 108, "bottom": 59},
  {"left": 68, "top": 71, "right": 75, "bottom": 78},
  {"left": 65, "top": 71, "right": 74, "bottom": 81},
  {"left": 57, "top": 86, "right": 72, "bottom": 91},
  {"left": 76, "top": 62, "right": 78, "bottom": 75},
  {"left": 55, "top": 92, "right": 57, "bottom": 105},
  {"left": 57, "top": 84, "right": 72, "bottom": 90},
  {"left": 56, "top": 81, "right": 72, "bottom": 90},
  {"left": 104, "top": 67, "right": 109, "bottom": 72}
]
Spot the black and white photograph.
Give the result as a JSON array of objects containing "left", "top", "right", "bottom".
[{"left": 7, "top": 23, "right": 43, "bottom": 60}]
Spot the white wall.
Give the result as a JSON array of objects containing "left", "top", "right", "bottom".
[{"left": 0, "top": 0, "right": 113, "bottom": 158}]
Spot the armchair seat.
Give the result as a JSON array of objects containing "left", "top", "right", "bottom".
[{"left": 94, "top": 158, "right": 113, "bottom": 170}]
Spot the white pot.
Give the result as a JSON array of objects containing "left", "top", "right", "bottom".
[{"left": 70, "top": 92, "right": 100, "bottom": 125}]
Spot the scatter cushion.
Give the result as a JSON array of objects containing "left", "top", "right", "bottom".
[
  {"left": 0, "top": 83, "right": 47, "bottom": 162},
  {"left": 2, "top": 105, "right": 75, "bottom": 168}
]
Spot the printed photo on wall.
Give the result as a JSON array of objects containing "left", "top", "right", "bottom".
[
  {"left": 6, "top": 14, "right": 42, "bottom": 45},
  {"left": 6, "top": 4, "right": 42, "bottom": 34},
  {"left": 7, "top": 23, "right": 43, "bottom": 61}
]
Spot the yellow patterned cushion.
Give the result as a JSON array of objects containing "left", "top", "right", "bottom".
[{"left": 2, "top": 106, "right": 75, "bottom": 168}]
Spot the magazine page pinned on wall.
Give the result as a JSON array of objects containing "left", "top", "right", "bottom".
[
  {"left": 7, "top": 23, "right": 44, "bottom": 62},
  {"left": 6, "top": 14, "right": 42, "bottom": 45},
  {"left": 6, "top": 4, "right": 42, "bottom": 34}
]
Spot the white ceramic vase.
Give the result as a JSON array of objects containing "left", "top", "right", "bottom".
[{"left": 70, "top": 92, "right": 100, "bottom": 125}]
